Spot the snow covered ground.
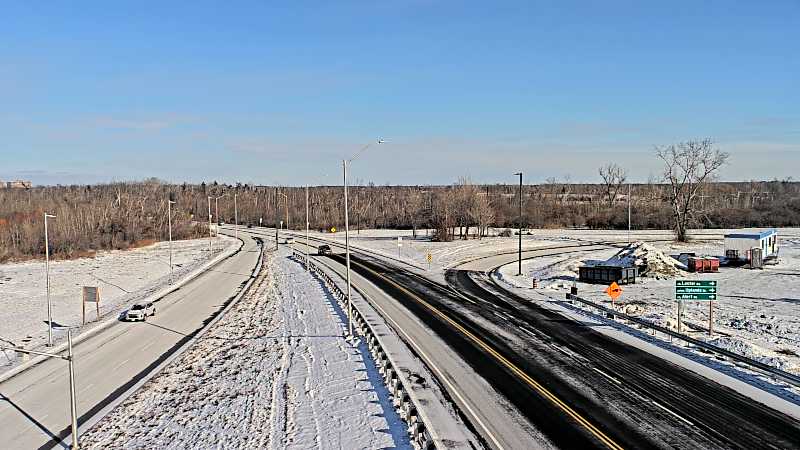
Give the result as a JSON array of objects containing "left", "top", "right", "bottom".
[
  {"left": 497, "top": 231, "right": 800, "bottom": 375},
  {"left": 80, "top": 248, "right": 410, "bottom": 449},
  {"left": 0, "top": 236, "right": 236, "bottom": 355}
]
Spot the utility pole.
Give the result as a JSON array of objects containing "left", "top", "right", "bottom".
[
  {"left": 234, "top": 192, "right": 239, "bottom": 241},
  {"left": 305, "top": 184, "right": 310, "bottom": 270},
  {"left": 344, "top": 159, "right": 353, "bottom": 337},
  {"left": 274, "top": 187, "right": 279, "bottom": 250},
  {"left": 207, "top": 196, "right": 213, "bottom": 254},
  {"left": 514, "top": 173, "right": 523, "bottom": 276},
  {"left": 44, "top": 212, "right": 56, "bottom": 347},
  {"left": 168, "top": 199, "right": 175, "bottom": 284}
]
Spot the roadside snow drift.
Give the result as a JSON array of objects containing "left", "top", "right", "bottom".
[{"left": 80, "top": 249, "right": 409, "bottom": 449}]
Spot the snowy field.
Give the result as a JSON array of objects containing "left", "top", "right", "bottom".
[
  {"left": 497, "top": 231, "right": 800, "bottom": 374},
  {"left": 80, "top": 248, "right": 409, "bottom": 449},
  {"left": 0, "top": 236, "right": 236, "bottom": 356}
]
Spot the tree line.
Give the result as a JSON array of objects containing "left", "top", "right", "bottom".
[{"left": 3, "top": 140, "right": 799, "bottom": 261}]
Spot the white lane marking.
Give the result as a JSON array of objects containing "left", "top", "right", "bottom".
[
  {"left": 520, "top": 326, "right": 539, "bottom": 339},
  {"left": 112, "top": 359, "right": 129, "bottom": 372},
  {"left": 651, "top": 400, "right": 694, "bottom": 426},
  {"left": 592, "top": 367, "right": 622, "bottom": 385},
  {"left": 78, "top": 383, "right": 95, "bottom": 395}
]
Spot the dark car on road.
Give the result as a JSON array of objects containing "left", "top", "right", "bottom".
[{"left": 318, "top": 244, "right": 332, "bottom": 255}]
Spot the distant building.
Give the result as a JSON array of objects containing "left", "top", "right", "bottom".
[
  {"left": 0, "top": 180, "right": 32, "bottom": 189},
  {"left": 724, "top": 229, "right": 778, "bottom": 262}
]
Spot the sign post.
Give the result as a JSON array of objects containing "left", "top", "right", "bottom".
[
  {"left": 426, "top": 252, "right": 432, "bottom": 270},
  {"left": 675, "top": 280, "right": 718, "bottom": 335},
  {"left": 82, "top": 286, "right": 100, "bottom": 325},
  {"left": 397, "top": 236, "right": 403, "bottom": 258}
]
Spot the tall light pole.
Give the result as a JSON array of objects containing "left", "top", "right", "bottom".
[
  {"left": 213, "top": 193, "right": 227, "bottom": 228},
  {"left": 514, "top": 172, "right": 523, "bottom": 276},
  {"left": 305, "top": 184, "right": 310, "bottom": 270},
  {"left": 274, "top": 187, "right": 279, "bottom": 250},
  {"left": 210, "top": 193, "right": 227, "bottom": 251},
  {"left": 167, "top": 198, "right": 176, "bottom": 284},
  {"left": 207, "top": 196, "right": 213, "bottom": 254},
  {"left": 344, "top": 138, "right": 385, "bottom": 337},
  {"left": 67, "top": 330, "right": 79, "bottom": 449},
  {"left": 234, "top": 192, "right": 239, "bottom": 241},
  {"left": 44, "top": 212, "right": 56, "bottom": 347}
]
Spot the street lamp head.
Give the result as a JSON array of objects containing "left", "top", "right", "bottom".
[
  {"left": 377, "top": 138, "right": 386, "bottom": 144},
  {"left": 45, "top": 213, "right": 56, "bottom": 218},
  {"left": 514, "top": 172, "right": 522, "bottom": 176}
]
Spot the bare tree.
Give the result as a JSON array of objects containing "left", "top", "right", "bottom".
[
  {"left": 657, "top": 139, "right": 729, "bottom": 241},
  {"left": 599, "top": 163, "right": 627, "bottom": 207}
]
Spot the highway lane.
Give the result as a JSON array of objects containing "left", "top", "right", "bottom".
[
  {"left": 277, "top": 239, "right": 551, "bottom": 449},
  {"left": 446, "top": 269, "right": 800, "bottom": 449},
  {"left": 279, "top": 230, "right": 800, "bottom": 449},
  {"left": 0, "top": 234, "right": 262, "bottom": 449}
]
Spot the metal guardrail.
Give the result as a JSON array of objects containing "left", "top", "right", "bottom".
[
  {"left": 291, "top": 249, "right": 435, "bottom": 450},
  {"left": 559, "top": 291, "right": 800, "bottom": 388}
]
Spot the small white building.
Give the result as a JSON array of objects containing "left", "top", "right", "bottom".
[{"left": 724, "top": 229, "right": 778, "bottom": 262}]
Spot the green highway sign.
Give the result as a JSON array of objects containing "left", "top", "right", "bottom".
[{"left": 675, "top": 279, "right": 718, "bottom": 301}]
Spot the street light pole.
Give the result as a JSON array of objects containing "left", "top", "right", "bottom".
[
  {"left": 44, "top": 212, "right": 56, "bottom": 347},
  {"left": 234, "top": 193, "right": 239, "bottom": 241},
  {"left": 274, "top": 187, "right": 279, "bottom": 250},
  {"left": 168, "top": 199, "right": 175, "bottom": 284},
  {"left": 207, "top": 196, "right": 213, "bottom": 254},
  {"left": 343, "top": 159, "right": 353, "bottom": 337},
  {"left": 514, "top": 173, "right": 523, "bottom": 276},
  {"left": 343, "top": 138, "right": 384, "bottom": 338},
  {"left": 305, "top": 184, "right": 310, "bottom": 270}
]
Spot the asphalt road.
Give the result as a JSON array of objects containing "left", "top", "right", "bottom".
[
  {"left": 0, "top": 234, "right": 261, "bottom": 449},
  {"left": 269, "top": 229, "right": 800, "bottom": 450},
  {"left": 280, "top": 240, "right": 550, "bottom": 449}
]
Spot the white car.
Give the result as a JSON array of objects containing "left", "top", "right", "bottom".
[
  {"left": 285, "top": 237, "right": 295, "bottom": 244},
  {"left": 125, "top": 302, "right": 155, "bottom": 321}
]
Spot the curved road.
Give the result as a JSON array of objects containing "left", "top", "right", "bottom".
[
  {"left": 271, "top": 228, "right": 800, "bottom": 449},
  {"left": 0, "top": 233, "right": 261, "bottom": 449}
]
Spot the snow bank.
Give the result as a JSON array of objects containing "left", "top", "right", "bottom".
[
  {"left": 602, "top": 241, "right": 687, "bottom": 278},
  {"left": 80, "top": 248, "right": 409, "bottom": 449}
]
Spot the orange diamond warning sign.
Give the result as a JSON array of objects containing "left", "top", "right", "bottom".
[{"left": 605, "top": 282, "right": 623, "bottom": 300}]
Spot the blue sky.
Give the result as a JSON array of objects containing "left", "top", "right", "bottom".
[{"left": 1, "top": 1, "right": 798, "bottom": 185}]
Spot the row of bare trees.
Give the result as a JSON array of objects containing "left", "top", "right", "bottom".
[{"left": 3, "top": 139, "right": 798, "bottom": 260}]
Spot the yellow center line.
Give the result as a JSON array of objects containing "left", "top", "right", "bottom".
[{"left": 355, "top": 260, "right": 624, "bottom": 450}]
